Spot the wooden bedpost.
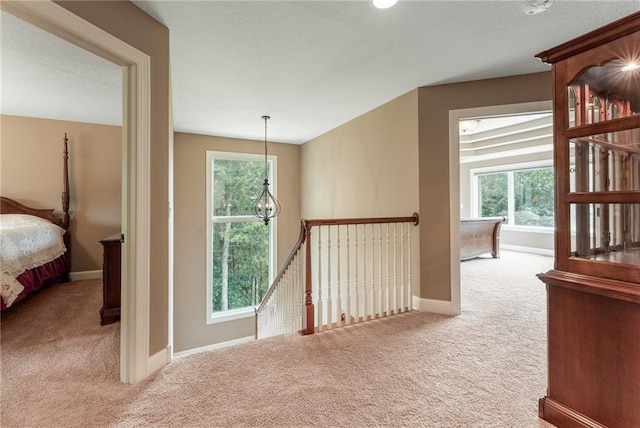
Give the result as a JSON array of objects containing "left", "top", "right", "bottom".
[
  {"left": 61, "top": 133, "right": 71, "bottom": 282},
  {"left": 61, "top": 133, "right": 70, "bottom": 230}
]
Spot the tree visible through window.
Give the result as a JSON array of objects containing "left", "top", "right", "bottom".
[
  {"left": 478, "top": 173, "right": 508, "bottom": 217},
  {"left": 477, "top": 166, "right": 554, "bottom": 228},
  {"left": 514, "top": 168, "right": 554, "bottom": 227},
  {"left": 208, "top": 154, "right": 274, "bottom": 316}
]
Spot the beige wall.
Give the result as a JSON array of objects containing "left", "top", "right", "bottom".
[
  {"left": 57, "top": 1, "right": 171, "bottom": 355},
  {"left": 418, "top": 72, "right": 552, "bottom": 301},
  {"left": 1, "top": 115, "right": 121, "bottom": 272},
  {"left": 301, "top": 90, "right": 420, "bottom": 219},
  {"left": 300, "top": 90, "right": 421, "bottom": 305},
  {"left": 173, "top": 132, "right": 301, "bottom": 352}
]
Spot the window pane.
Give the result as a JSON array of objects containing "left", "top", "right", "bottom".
[
  {"left": 478, "top": 173, "right": 508, "bottom": 217},
  {"left": 212, "top": 221, "right": 270, "bottom": 312},
  {"left": 514, "top": 168, "right": 555, "bottom": 227},
  {"left": 213, "top": 158, "right": 267, "bottom": 216}
]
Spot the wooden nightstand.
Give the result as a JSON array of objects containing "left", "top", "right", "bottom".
[{"left": 99, "top": 233, "right": 121, "bottom": 325}]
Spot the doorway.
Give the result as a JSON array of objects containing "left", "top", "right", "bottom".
[
  {"left": 1, "top": 0, "right": 153, "bottom": 383},
  {"left": 448, "top": 101, "right": 553, "bottom": 313}
]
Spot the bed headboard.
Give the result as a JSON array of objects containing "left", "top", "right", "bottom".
[
  {"left": 0, "top": 133, "right": 70, "bottom": 231},
  {"left": 0, "top": 196, "right": 65, "bottom": 227}
]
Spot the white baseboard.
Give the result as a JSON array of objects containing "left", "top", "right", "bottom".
[
  {"left": 501, "top": 245, "right": 554, "bottom": 257},
  {"left": 147, "top": 345, "right": 172, "bottom": 376},
  {"left": 413, "top": 296, "right": 459, "bottom": 316},
  {"left": 70, "top": 270, "right": 102, "bottom": 281},
  {"left": 173, "top": 336, "right": 255, "bottom": 359}
]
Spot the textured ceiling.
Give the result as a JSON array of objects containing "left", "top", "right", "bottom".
[
  {"left": 2, "top": 1, "right": 640, "bottom": 144},
  {"left": 0, "top": 11, "right": 122, "bottom": 128}
]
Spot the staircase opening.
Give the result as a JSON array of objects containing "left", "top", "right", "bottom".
[{"left": 256, "top": 214, "right": 419, "bottom": 339}]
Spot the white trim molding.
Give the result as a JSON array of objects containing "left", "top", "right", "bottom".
[
  {"left": 70, "top": 270, "right": 102, "bottom": 281},
  {"left": 173, "top": 336, "right": 255, "bottom": 359},
  {"left": 147, "top": 346, "right": 172, "bottom": 376},
  {"left": 413, "top": 296, "right": 458, "bottom": 316},
  {"left": 123, "top": 58, "right": 152, "bottom": 384},
  {"left": 1, "top": 0, "right": 154, "bottom": 384},
  {"left": 501, "top": 244, "right": 554, "bottom": 257}
]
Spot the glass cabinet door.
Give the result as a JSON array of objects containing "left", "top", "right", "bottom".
[
  {"left": 567, "top": 59, "right": 640, "bottom": 127},
  {"left": 562, "top": 40, "right": 640, "bottom": 272}
]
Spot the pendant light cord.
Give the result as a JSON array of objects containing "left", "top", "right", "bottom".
[{"left": 262, "top": 115, "right": 270, "bottom": 179}]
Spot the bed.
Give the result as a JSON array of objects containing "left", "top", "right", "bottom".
[
  {"left": 460, "top": 216, "right": 505, "bottom": 261},
  {"left": 0, "top": 134, "right": 71, "bottom": 310}
]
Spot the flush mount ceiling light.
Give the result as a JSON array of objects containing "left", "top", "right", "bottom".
[
  {"left": 252, "top": 115, "right": 281, "bottom": 225},
  {"left": 373, "top": 0, "right": 398, "bottom": 9},
  {"left": 459, "top": 119, "right": 480, "bottom": 134},
  {"left": 524, "top": 0, "right": 553, "bottom": 15}
]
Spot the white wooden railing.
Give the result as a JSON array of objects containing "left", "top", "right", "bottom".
[{"left": 255, "top": 214, "right": 419, "bottom": 339}]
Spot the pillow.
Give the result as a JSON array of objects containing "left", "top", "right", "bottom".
[{"left": 0, "top": 214, "right": 57, "bottom": 229}]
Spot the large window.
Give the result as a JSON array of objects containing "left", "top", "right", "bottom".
[
  {"left": 206, "top": 152, "right": 276, "bottom": 323},
  {"left": 475, "top": 165, "right": 554, "bottom": 228}
]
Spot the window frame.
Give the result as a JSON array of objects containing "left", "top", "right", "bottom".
[
  {"left": 205, "top": 151, "right": 278, "bottom": 325},
  {"left": 470, "top": 160, "right": 554, "bottom": 233}
]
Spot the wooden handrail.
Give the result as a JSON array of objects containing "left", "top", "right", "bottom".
[
  {"left": 255, "top": 220, "right": 307, "bottom": 314},
  {"left": 305, "top": 213, "right": 419, "bottom": 228}
]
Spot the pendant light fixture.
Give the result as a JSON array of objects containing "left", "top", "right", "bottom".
[{"left": 253, "top": 115, "right": 281, "bottom": 225}]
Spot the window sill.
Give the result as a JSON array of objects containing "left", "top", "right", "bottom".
[
  {"left": 207, "top": 306, "right": 255, "bottom": 325},
  {"left": 502, "top": 225, "right": 554, "bottom": 235}
]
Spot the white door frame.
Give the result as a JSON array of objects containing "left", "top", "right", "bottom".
[
  {"left": 448, "top": 100, "right": 552, "bottom": 315},
  {"left": 2, "top": 1, "right": 153, "bottom": 383}
]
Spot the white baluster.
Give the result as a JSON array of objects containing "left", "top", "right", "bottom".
[
  {"left": 293, "top": 255, "right": 298, "bottom": 333},
  {"left": 272, "top": 289, "right": 277, "bottom": 336},
  {"left": 327, "top": 226, "right": 333, "bottom": 329},
  {"left": 406, "top": 223, "right": 412, "bottom": 312},
  {"left": 400, "top": 222, "right": 405, "bottom": 313},
  {"left": 378, "top": 223, "right": 383, "bottom": 318},
  {"left": 285, "top": 271, "right": 290, "bottom": 334},
  {"left": 299, "top": 251, "right": 304, "bottom": 328},
  {"left": 386, "top": 223, "right": 391, "bottom": 316},
  {"left": 317, "top": 227, "right": 323, "bottom": 332},
  {"left": 337, "top": 225, "right": 343, "bottom": 327},
  {"left": 298, "top": 251, "right": 303, "bottom": 330},
  {"left": 367, "top": 224, "right": 376, "bottom": 319},
  {"left": 363, "top": 223, "right": 368, "bottom": 321},
  {"left": 289, "top": 257, "right": 294, "bottom": 334},
  {"left": 393, "top": 222, "right": 398, "bottom": 315},
  {"left": 354, "top": 224, "right": 360, "bottom": 323},
  {"left": 346, "top": 225, "right": 352, "bottom": 326},
  {"left": 371, "top": 223, "right": 377, "bottom": 319}
]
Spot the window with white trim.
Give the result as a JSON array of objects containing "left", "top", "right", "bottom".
[
  {"left": 473, "top": 164, "right": 554, "bottom": 229},
  {"left": 206, "top": 151, "right": 276, "bottom": 323}
]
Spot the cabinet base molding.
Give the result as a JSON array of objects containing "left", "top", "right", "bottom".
[
  {"left": 539, "top": 397, "right": 606, "bottom": 428},
  {"left": 100, "top": 307, "right": 121, "bottom": 326}
]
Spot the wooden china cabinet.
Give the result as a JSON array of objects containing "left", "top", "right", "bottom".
[{"left": 535, "top": 12, "right": 640, "bottom": 428}]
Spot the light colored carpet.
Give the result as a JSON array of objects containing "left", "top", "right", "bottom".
[{"left": 1, "top": 251, "right": 555, "bottom": 427}]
